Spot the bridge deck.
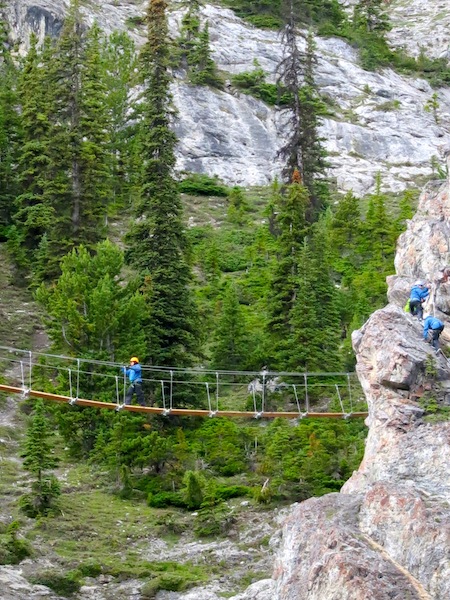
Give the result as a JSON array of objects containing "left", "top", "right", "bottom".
[{"left": 0, "top": 385, "right": 368, "bottom": 420}]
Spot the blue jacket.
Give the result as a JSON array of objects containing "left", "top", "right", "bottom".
[
  {"left": 122, "top": 363, "right": 142, "bottom": 383},
  {"left": 410, "top": 285, "right": 429, "bottom": 302},
  {"left": 423, "top": 316, "right": 444, "bottom": 340}
]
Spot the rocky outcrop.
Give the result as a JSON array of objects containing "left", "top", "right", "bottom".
[
  {"left": 0, "top": 566, "right": 64, "bottom": 600},
  {"left": 4, "top": 0, "right": 450, "bottom": 193},
  {"left": 270, "top": 172, "right": 450, "bottom": 599}
]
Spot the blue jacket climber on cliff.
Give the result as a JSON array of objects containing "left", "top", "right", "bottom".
[
  {"left": 423, "top": 316, "right": 444, "bottom": 352},
  {"left": 410, "top": 281, "right": 429, "bottom": 321},
  {"left": 121, "top": 357, "right": 145, "bottom": 406}
]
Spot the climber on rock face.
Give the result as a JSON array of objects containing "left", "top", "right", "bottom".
[
  {"left": 409, "top": 280, "right": 429, "bottom": 322},
  {"left": 423, "top": 315, "right": 445, "bottom": 352}
]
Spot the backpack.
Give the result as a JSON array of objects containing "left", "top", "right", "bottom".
[{"left": 404, "top": 298, "right": 411, "bottom": 313}]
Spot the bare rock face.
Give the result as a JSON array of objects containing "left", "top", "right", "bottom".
[
  {"left": 270, "top": 178, "right": 450, "bottom": 598},
  {"left": 5, "top": 0, "right": 450, "bottom": 194},
  {"left": 0, "top": 566, "right": 64, "bottom": 600}
]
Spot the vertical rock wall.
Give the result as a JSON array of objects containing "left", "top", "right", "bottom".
[{"left": 271, "top": 179, "right": 450, "bottom": 599}]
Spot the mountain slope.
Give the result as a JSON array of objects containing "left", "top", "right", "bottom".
[{"left": 4, "top": 0, "right": 450, "bottom": 195}]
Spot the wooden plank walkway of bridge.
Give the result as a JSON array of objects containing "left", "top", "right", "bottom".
[{"left": 0, "top": 384, "right": 368, "bottom": 420}]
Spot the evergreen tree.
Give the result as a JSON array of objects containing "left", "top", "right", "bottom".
[
  {"left": 78, "top": 22, "right": 111, "bottom": 234},
  {"left": 177, "top": 2, "right": 221, "bottom": 87},
  {"left": 276, "top": 2, "right": 304, "bottom": 180},
  {"left": 103, "top": 31, "right": 138, "bottom": 208},
  {"left": 211, "top": 283, "right": 250, "bottom": 370},
  {"left": 329, "top": 191, "right": 362, "bottom": 284},
  {"left": 277, "top": 5, "right": 328, "bottom": 216},
  {"left": 297, "top": 31, "right": 329, "bottom": 214},
  {"left": 188, "top": 21, "right": 222, "bottom": 87},
  {"left": 351, "top": 174, "right": 395, "bottom": 323},
  {"left": 267, "top": 172, "right": 310, "bottom": 365},
  {"left": 285, "top": 240, "right": 321, "bottom": 370},
  {"left": 178, "top": 0, "right": 201, "bottom": 71},
  {"left": 36, "top": 240, "right": 147, "bottom": 362},
  {"left": 0, "top": 3, "right": 20, "bottom": 235},
  {"left": 393, "top": 189, "right": 415, "bottom": 238},
  {"left": 37, "top": 1, "right": 111, "bottom": 279},
  {"left": 126, "top": 0, "right": 200, "bottom": 368},
  {"left": 19, "top": 400, "right": 61, "bottom": 517},
  {"left": 360, "top": 173, "right": 394, "bottom": 266},
  {"left": 352, "top": 0, "right": 391, "bottom": 70},
  {"left": 12, "top": 35, "right": 54, "bottom": 269},
  {"left": 227, "top": 186, "right": 249, "bottom": 225},
  {"left": 307, "top": 219, "right": 342, "bottom": 371},
  {"left": 353, "top": 0, "right": 391, "bottom": 34}
]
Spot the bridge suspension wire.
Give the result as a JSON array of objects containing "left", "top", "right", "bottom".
[
  {"left": 0, "top": 345, "right": 368, "bottom": 420},
  {"left": 0, "top": 345, "right": 359, "bottom": 378}
]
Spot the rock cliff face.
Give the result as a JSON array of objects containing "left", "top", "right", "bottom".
[
  {"left": 270, "top": 178, "right": 450, "bottom": 599},
  {"left": 4, "top": 0, "right": 450, "bottom": 194}
]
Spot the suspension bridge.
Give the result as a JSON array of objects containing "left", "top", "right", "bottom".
[{"left": 0, "top": 346, "right": 368, "bottom": 420}]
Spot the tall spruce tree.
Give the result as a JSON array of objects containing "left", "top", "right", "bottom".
[
  {"left": 211, "top": 283, "right": 250, "bottom": 371},
  {"left": 286, "top": 221, "right": 341, "bottom": 373},
  {"left": 126, "top": 0, "right": 199, "bottom": 368},
  {"left": 13, "top": 35, "right": 54, "bottom": 269},
  {"left": 329, "top": 190, "right": 362, "bottom": 285},
  {"left": 36, "top": 1, "right": 111, "bottom": 279},
  {"left": 20, "top": 400, "right": 61, "bottom": 517},
  {"left": 353, "top": 0, "right": 390, "bottom": 34},
  {"left": 277, "top": 3, "right": 328, "bottom": 216},
  {"left": 103, "top": 31, "right": 138, "bottom": 208},
  {"left": 178, "top": 0, "right": 201, "bottom": 71},
  {"left": 267, "top": 171, "right": 310, "bottom": 366},
  {"left": 297, "top": 31, "right": 328, "bottom": 214},
  {"left": 178, "top": 2, "right": 221, "bottom": 87},
  {"left": 0, "top": 3, "right": 20, "bottom": 235},
  {"left": 285, "top": 240, "right": 322, "bottom": 370},
  {"left": 188, "top": 21, "right": 222, "bottom": 87}
]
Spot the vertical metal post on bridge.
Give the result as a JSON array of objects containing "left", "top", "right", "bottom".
[
  {"left": 123, "top": 366, "right": 127, "bottom": 405},
  {"left": 215, "top": 372, "right": 219, "bottom": 411},
  {"left": 347, "top": 373, "right": 353, "bottom": 415},
  {"left": 261, "top": 369, "right": 266, "bottom": 414},
  {"left": 76, "top": 358, "right": 80, "bottom": 401},
  {"left": 304, "top": 373, "right": 309, "bottom": 413},
  {"left": 28, "top": 350, "right": 32, "bottom": 392},
  {"left": 115, "top": 376, "right": 120, "bottom": 409}
]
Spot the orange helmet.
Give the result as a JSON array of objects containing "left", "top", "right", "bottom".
[{"left": 130, "top": 357, "right": 139, "bottom": 364}]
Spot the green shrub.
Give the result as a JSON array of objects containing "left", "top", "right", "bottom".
[
  {"left": 141, "top": 578, "right": 161, "bottom": 599},
  {"left": 375, "top": 99, "right": 401, "bottom": 111},
  {"left": 141, "top": 574, "right": 192, "bottom": 599},
  {"left": 76, "top": 562, "right": 103, "bottom": 578},
  {"left": 125, "top": 16, "right": 145, "bottom": 28},
  {"left": 419, "top": 393, "right": 450, "bottom": 423},
  {"left": 155, "top": 513, "right": 188, "bottom": 536},
  {"left": 194, "top": 503, "right": 235, "bottom": 538},
  {"left": 246, "top": 15, "right": 282, "bottom": 29},
  {"left": 182, "top": 471, "right": 206, "bottom": 510},
  {"left": 230, "top": 66, "right": 290, "bottom": 106},
  {"left": 216, "top": 484, "right": 251, "bottom": 501},
  {"left": 147, "top": 491, "right": 187, "bottom": 509},
  {"left": 28, "top": 571, "right": 81, "bottom": 597},
  {"left": 178, "top": 173, "right": 229, "bottom": 196},
  {"left": 0, "top": 522, "right": 33, "bottom": 565}
]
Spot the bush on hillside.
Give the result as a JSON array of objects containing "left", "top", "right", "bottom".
[
  {"left": 178, "top": 173, "right": 229, "bottom": 196},
  {"left": 28, "top": 570, "right": 81, "bottom": 597}
]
